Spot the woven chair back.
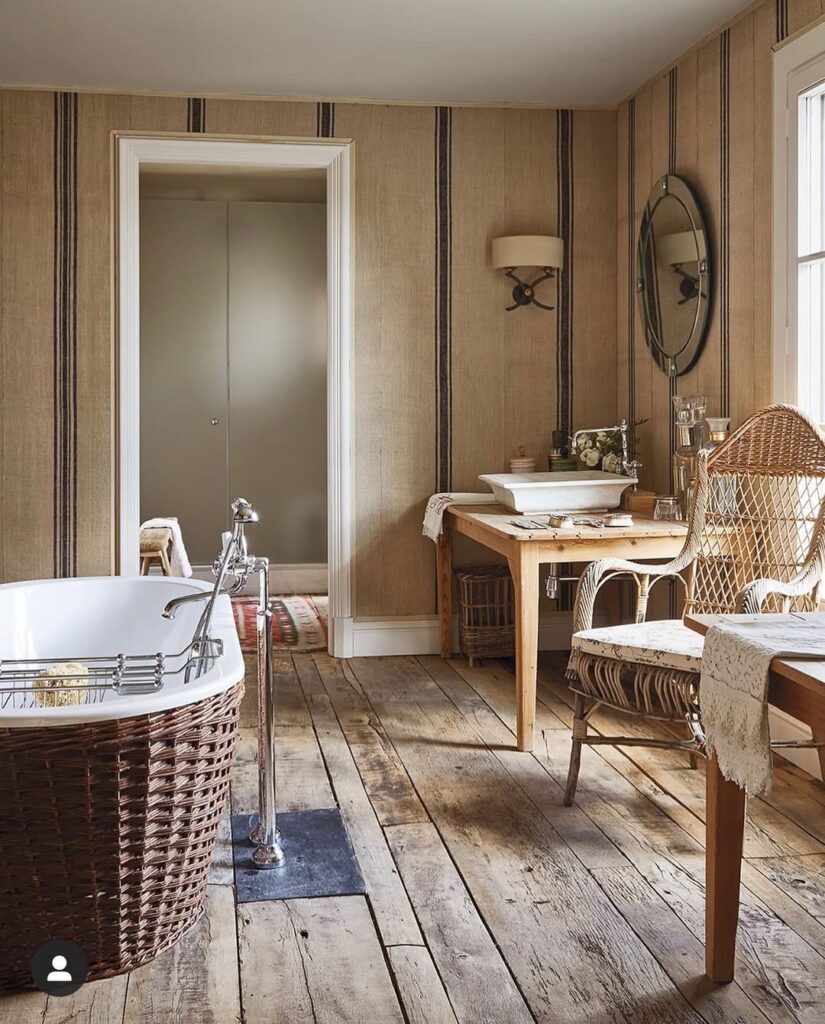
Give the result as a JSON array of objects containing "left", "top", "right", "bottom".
[{"left": 684, "top": 405, "right": 825, "bottom": 617}]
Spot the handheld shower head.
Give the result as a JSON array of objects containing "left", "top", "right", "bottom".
[{"left": 231, "top": 497, "right": 259, "bottom": 524}]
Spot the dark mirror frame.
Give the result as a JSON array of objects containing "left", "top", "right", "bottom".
[{"left": 636, "top": 173, "right": 712, "bottom": 378}]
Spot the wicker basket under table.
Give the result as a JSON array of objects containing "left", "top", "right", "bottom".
[
  {"left": 456, "top": 565, "right": 515, "bottom": 667},
  {"left": 0, "top": 681, "right": 243, "bottom": 989}
]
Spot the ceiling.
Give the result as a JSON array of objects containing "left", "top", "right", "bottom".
[
  {"left": 140, "top": 166, "right": 326, "bottom": 203},
  {"left": 0, "top": 0, "right": 754, "bottom": 107}
]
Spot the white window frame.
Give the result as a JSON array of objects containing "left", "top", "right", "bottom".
[{"left": 773, "top": 21, "right": 825, "bottom": 410}]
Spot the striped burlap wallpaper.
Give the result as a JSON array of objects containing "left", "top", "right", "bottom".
[
  {"left": 619, "top": 0, "right": 825, "bottom": 499},
  {"left": 0, "top": 91, "right": 616, "bottom": 615}
]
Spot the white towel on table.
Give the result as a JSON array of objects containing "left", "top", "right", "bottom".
[
  {"left": 422, "top": 493, "right": 492, "bottom": 542},
  {"left": 701, "top": 614, "right": 825, "bottom": 796},
  {"left": 140, "top": 517, "right": 193, "bottom": 578}
]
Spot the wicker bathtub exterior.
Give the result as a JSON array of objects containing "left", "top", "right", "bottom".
[{"left": 0, "top": 680, "right": 243, "bottom": 989}]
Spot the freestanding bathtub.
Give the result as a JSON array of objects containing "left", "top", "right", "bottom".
[{"left": 0, "top": 576, "right": 245, "bottom": 988}]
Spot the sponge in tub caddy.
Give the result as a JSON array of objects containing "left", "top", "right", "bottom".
[{"left": 33, "top": 662, "right": 88, "bottom": 707}]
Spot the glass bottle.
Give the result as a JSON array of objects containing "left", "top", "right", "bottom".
[
  {"left": 703, "top": 416, "right": 736, "bottom": 514},
  {"left": 672, "top": 394, "right": 707, "bottom": 516},
  {"left": 704, "top": 417, "right": 731, "bottom": 451}
]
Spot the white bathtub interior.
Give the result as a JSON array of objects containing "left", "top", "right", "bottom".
[{"left": 0, "top": 577, "right": 245, "bottom": 726}]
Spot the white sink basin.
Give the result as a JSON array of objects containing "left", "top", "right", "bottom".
[{"left": 479, "top": 471, "right": 637, "bottom": 513}]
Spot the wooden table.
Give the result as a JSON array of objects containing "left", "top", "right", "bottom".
[
  {"left": 437, "top": 505, "right": 687, "bottom": 750},
  {"left": 686, "top": 612, "right": 825, "bottom": 983}
]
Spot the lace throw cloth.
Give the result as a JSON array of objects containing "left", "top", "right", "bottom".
[{"left": 701, "top": 613, "right": 825, "bottom": 796}]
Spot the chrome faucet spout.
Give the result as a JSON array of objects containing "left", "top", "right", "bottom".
[{"left": 162, "top": 590, "right": 212, "bottom": 620}]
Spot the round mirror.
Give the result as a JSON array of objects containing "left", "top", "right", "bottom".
[{"left": 637, "top": 174, "right": 711, "bottom": 377}]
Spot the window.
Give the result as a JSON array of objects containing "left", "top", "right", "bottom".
[
  {"left": 797, "top": 83, "right": 825, "bottom": 420},
  {"left": 774, "top": 23, "right": 825, "bottom": 421}
]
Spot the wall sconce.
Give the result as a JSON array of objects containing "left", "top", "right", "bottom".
[
  {"left": 656, "top": 230, "right": 708, "bottom": 304},
  {"left": 491, "top": 235, "right": 564, "bottom": 311}
]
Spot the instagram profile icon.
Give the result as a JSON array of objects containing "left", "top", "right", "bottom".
[{"left": 31, "top": 939, "right": 88, "bottom": 996}]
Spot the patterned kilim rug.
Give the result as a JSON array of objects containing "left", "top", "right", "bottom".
[{"left": 232, "top": 595, "right": 328, "bottom": 653}]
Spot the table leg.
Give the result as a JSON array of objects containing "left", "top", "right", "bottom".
[
  {"left": 437, "top": 527, "right": 453, "bottom": 659},
  {"left": 509, "top": 547, "right": 540, "bottom": 752},
  {"left": 706, "top": 752, "right": 746, "bottom": 983},
  {"left": 811, "top": 724, "right": 825, "bottom": 783}
]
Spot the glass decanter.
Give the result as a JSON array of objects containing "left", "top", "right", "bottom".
[{"left": 672, "top": 394, "right": 707, "bottom": 517}]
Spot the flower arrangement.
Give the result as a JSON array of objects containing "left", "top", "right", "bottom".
[
  {"left": 574, "top": 432, "right": 622, "bottom": 470},
  {"left": 573, "top": 419, "right": 649, "bottom": 472}
]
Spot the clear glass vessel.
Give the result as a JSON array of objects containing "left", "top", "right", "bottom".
[
  {"left": 672, "top": 394, "right": 707, "bottom": 516},
  {"left": 653, "top": 495, "right": 683, "bottom": 522}
]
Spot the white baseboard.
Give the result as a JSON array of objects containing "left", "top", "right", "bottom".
[
  {"left": 351, "top": 611, "right": 605, "bottom": 658},
  {"left": 330, "top": 616, "right": 354, "bottom": 659},
  {"left": 769, "top": 707, "right": 823, "bottom": 781},
  {"left": 191, "top": 563, "right": 327, "bottom": 595}
]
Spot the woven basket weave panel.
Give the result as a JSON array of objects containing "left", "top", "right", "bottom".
[
  {"left": 456, "top": 566, "right": 515, "bottom": 661},
  {"left": 710, "top": 407, "right": 825, "bottom": 475},
  {"left": 569, "top": 652, "right": 698, "bottom": 722},
  {"left": 687, "top": 468, "right": 825, "bottom": 615},
  {"left": 0, "top": 681, "right": 242, "bottom": 989}
]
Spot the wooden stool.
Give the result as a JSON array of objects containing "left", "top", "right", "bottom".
[{"left": 139, "top": 526, "right": 173, "bottom": 576}]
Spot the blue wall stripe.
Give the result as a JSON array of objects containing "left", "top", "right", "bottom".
[
  {"left": 556, "top": 110, "right": 573, "bottom": 436},
  {"left": 720, "top": 29, "right": 730, "bottom": 418},
  {"left": 435, "top": 106, "right": 452, "bottom": 492},
  {"left": 627, "top": 98, "right": 636, "bottom": 433},
  {"left": 317, "top": 101, "right": 335, "bottom": 138},
  {"left": 776, "top": 0, "right": 788, "bottom": 42},
  {"left": 668, "top": 68, "right": 678, "bottom": 618},
  {"left": 53, "top": 91, "right": 78, "bottom": 577},
  {"left": 187, "top": 97, "right": 206, "bottom": 132}
]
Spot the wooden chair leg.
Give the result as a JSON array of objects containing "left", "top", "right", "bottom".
[
  {"left": 634, "top": 574, "right": 650, "bottom": 624},
  {"left": 159, "top": 545, "right": 172, "bottom": 577},
  {"left": 687, "top": 723, "right": 698, "bottom": 768},
  {"left": 564, "top": 693, "right": 588, "bottom": 806},
  {"left": 141, "top": 557, "right": 150, "bottom": 576},
  {"left": 812, "top": 725, "right": 825, "bottom": 784}
]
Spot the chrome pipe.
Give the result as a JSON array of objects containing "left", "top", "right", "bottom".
[
  {"left": 158, "top": 497, "right": 283, "bottom": 868},
  {"left": 250, "top": 557, "right": 285, "bottom": 868}
]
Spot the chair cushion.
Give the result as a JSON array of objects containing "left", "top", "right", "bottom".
[{"left": 571, "top": 619, "right": 704, "bottom": 673}]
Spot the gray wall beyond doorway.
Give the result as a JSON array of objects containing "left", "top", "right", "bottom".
[{"left": 140, "top": 198, "right": 327, "bottom": 567}]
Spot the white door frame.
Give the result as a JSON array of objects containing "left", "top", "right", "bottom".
[{"left": 115, "top": 133, "right": 354, "bottom": 657}]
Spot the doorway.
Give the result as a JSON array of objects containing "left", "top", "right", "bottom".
[{"left": 116, "top": 136, "right": 353, "bottom": 657}]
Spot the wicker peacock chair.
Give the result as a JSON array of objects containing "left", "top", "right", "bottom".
[{"left": 564, "top": 404, "right": 825, "bottom": 805}]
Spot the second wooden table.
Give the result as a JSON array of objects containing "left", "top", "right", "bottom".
[{"left": 437, "top": 504, "right": 687, "bottom": 750}]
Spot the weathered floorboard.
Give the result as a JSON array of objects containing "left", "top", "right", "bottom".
[
  {"left": 311, "top": 652, "right": 428, "bottom": 826},
  {"left": 386, "top": 945, "right": 460, "bottom": 1024},
  {"left": 237, "top": 896, "right": 405, "bottom": 1024},
  {"left": 295, "top": 659, "right": 423, "bottom": 946},
  {"left": 386, "top": 822, "right": 534, "bottom": 1024},
  {"left": 123, "top": 885, "right": 241, "bottom": 1024}
]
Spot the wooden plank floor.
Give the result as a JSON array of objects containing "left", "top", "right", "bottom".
[{"left": 3, "top": 651, "right": 825, "bottom": 1023}]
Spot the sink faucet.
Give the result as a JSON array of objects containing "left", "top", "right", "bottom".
[{"left": 569, "top": 419, "right": 639, "bottom": 478}]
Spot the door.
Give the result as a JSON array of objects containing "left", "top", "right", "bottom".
[
  {"left": 227, "top": 201, "right": 327, "bottom": 564},
  {"left": 139, "top": 199, "right": 229, "bottom": 563}
]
